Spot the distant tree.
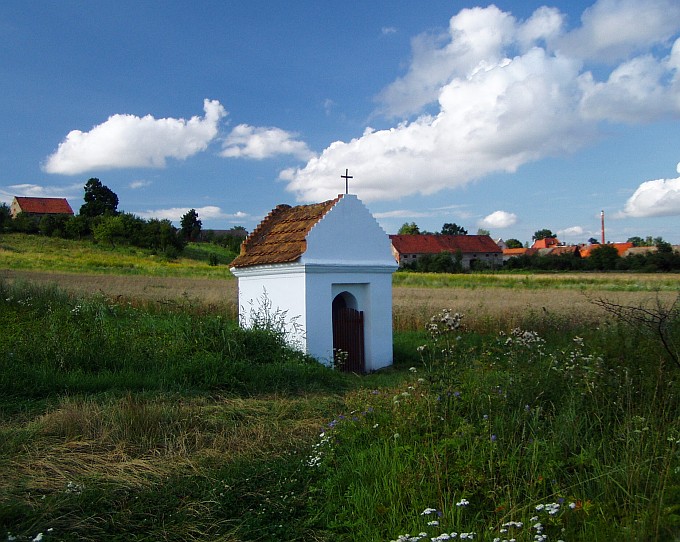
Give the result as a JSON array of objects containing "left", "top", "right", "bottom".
[
  {"left": 64, "top": 215, "right": 91, "bottom": 239},
  {"left": 93, "top": 215, "right": 125, "bottom": 248},
  {"left": 145, "top": 218, "right": 185, "bottom": 257},
  {"left": 180, "top": 209, "right": 202, "bottom": 241},
  {"left": 656, "top": 239, "right": 673, "bottom": 253},
  {"left": 505, "top": 238, "right": 523, "bottom": 249},
  {"left": 441, "top": 223, "right": 467, "bottom": 236},
  {"left": 588, "top": 237, "right": 599, "bottom": 245},
  {"left": 0, "top": 203, "right": 10, "bottom": 231},
  {"left": 533, "top": 229, "right": 555, "bottom": 241},
  {"left": 587, "top": 244, "right": 620, "bottom": 270},
  {"left": 80, "top": 178, "right": 119, "bottom": 218},
  {"left": 11, "top": 212, "right": 39, "bottom": 233},
  {"left": 476, "top": 228, "right": 490, "bottom": 236},
  {"left": 627, "top": 236, "right": 645, "bottom": 247},
  {"left": 39, "top": 214, "right": 69, "bottom": 237},
  {"left": 398, "top": 222, "right": 421, "bottom": 235}
]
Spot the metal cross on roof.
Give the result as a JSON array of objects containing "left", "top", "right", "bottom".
[{"left": 341, "top": 168, "right": 353, "bottom": 194}]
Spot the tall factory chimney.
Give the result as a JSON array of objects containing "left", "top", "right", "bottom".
[{"left": 601, "top": 210, "right": 605, "bottom": 244}]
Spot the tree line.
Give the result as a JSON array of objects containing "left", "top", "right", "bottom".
[
  {"left": 0, "top": 178, "right": 245, "bottom": 258},
  {"left": 505, "top": 242, "right": 680, "bottom": 272}
]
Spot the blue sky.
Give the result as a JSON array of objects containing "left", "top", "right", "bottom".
[{"left": 2, "top": 0, "right": 680, "bottom": 245}]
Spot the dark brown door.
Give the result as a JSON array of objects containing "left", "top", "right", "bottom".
[{"left": 332, "top": 307, "right": 365, "bottom": 373}]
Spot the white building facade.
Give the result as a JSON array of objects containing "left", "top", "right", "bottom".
[{"left": 230, "top": 194, "right": 397, "bottom": 372}]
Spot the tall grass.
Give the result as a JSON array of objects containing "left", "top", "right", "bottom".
[
  {"left": 308, "top": 311, "right": 680, "bottom": 541},
  {"left": 1, "top": 279, "right": 679, "bottom": 541},
  {"left": 0, "top": 279, "right": 346, "bottom": 398}
]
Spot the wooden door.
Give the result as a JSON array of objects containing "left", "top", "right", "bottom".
[{"left": 332, "top": 307, "right": 365, "bottom": 373}]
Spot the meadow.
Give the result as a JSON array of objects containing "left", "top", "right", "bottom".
[{"left": 1, "top": 233, "right": 679, "bottom": 541}]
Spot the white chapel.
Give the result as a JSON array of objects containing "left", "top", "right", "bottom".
[{"left": 230, "top": 193, "right": 397, "bottom": 372}]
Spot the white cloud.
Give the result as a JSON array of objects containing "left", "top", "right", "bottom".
[
  {"left": 129, "top": 179, "right": 152, "bottom": 189},
  {"left": 221, "top": 124, "right": 314, "bottom": 160},
  {"left": 558, "top": 226, "right": 585, "bottom": 238},
  {"left": 373, "top": 209, "right": 435, "bottom": 219},
  {"left": 381, "top": 26, "right": 397, "bottom": 36},
  {"left": 578, "top": 49, "right": 680, "bottom": 123},
  {"left": 619, "top": 175, "right": 680, "bottom": 217},
  {"left": 557, "top": 0, "right": 680, "bottom": 63},
  {"left": 136, "top": 205, "right": 249, "bottom": 224},
  {"left": 43, "top": 99, "right": 226, "bottom": 175},
  {"left": 479, "top": 210, "right": 517, "bottom": 229},
  {"left": 283, "top": 1, "right": 680, "bottom": 204}
]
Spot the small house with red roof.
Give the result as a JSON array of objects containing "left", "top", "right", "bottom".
[
  {"left": 10, "top": 197, "right": 74, "bottom": 219},
  {"left": 389, "top": 234, "right": 503, "bottom": 270},
  {"left": 230, "top": 194, "right": 397, "bottom": 372}
]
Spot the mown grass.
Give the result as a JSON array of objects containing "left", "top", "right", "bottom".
[{"left": 1, "top": 239, "right": 680, "bottom": 541}]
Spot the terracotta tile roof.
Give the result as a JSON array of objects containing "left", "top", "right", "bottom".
[
  {"left": 502, "top": 247, "right": 536, "bottom": 256},
  {"left": 390, "top": 234, "right": 502, "bottom": 255},
  {"left": 230, "top": 196, "right": 342, "bottom": 268},
  {"left": 538, "top": 245, "right": 580, "bottom": 257},
  {"left": 580, "top": 242, "right": 634, "bottom": 258},
  {"left": 14, "top": 197, "right": 73, "bottom": 215},
  {"left": 531, "top": 237, "right": 560, "bottom": 249}
]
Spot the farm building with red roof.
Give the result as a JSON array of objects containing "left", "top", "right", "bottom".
[
  {"left": 389, "top": 234, "right": 502, "bottom": 270},
  {"left": 10, "top": 197, "right": 74, "bottom": 219}
]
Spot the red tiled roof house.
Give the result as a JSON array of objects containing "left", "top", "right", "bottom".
[
  {"left": 230, "top": 194, "right": 397, "bottom": 372},
  {"left": 10, "top": 197, "right": 74, "bottom": 219},
  {"left": 390, "top": 234, "right": 503, "bottom": 270}
]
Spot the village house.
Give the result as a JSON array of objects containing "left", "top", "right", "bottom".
[
  {"left": 389, "top": 234, "right": 503, "bottom": 270},
  {"left": 501, "top": 247, "right": 536, "bottom": 262},
  {"left": 531, "top": 236, "right": 561, "bottom": 250},
  {"left": 230, "top": 193, "right": 397, "bottom": 373},
  {"left": 9, "top": 197, "right": 74, "bottom": 219}
]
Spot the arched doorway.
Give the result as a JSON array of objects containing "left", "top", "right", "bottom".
[{"left": 332, "top": 292, "right": 365, "bottom": 372}]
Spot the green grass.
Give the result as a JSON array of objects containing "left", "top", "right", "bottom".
[
  {"left": 0, "top": 233, "right": 237, "bottom": 278},
  {"left": 393, "top": 269, "right": 680, "bottom": 291},
  {"left": 1, "top": 247, "right": 680, "bottom": 540}
]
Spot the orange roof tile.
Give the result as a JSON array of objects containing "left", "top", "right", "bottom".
[
  {"left": 230, "top": 196, "right": 342, "bottom": 268},
  {"left": 531, "top": 237, "right": 560, "bottom": 249},
  {"left": 14, "top": 197, "right": 73, "bottom": 215},
  {"left": 390, "top": 234, "right": 502, "bottom": 255},
  {"left": 503, "top": 248, "right": 535, "bottom": 256}
]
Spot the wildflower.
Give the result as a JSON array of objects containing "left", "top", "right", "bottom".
[
  {"left": 410, "top": 366, "right": 418, "bottom": 373},
  {"left": 456, "top": 498, "right": 470, "bottom": 507},
  {"left": 569, "top": 502, "right": 577, "bottom": 509},
  {"left": 427, "top": 520, "right": 439, "bottom": 527},
  {"left": 421, "top": 507, "right": 438, "bottom": 515}
]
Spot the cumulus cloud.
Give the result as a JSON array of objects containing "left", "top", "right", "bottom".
[
  {"left": 557, "top": 0, "right": 680, "bottom": 62},
  {"left": 558, "top": 226, "right": 586, "bottom": 238},
  {"left": 221, "top": 124, "right": 314, "bottom": 160},
  {"left": 619, "top": 174, "right": 680, "bottom": 217},
  {"left": 44, "top": 99, "right": 226, "bottom": 175},
  {"left": 136, "top": 205, "right": 249, "bottom": 224},
  {"left": 283, "top": 0, "right": 680, "bottom": 203},
  {"left": 478, "top": 210, "right": 517, "bottom": 229}
]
